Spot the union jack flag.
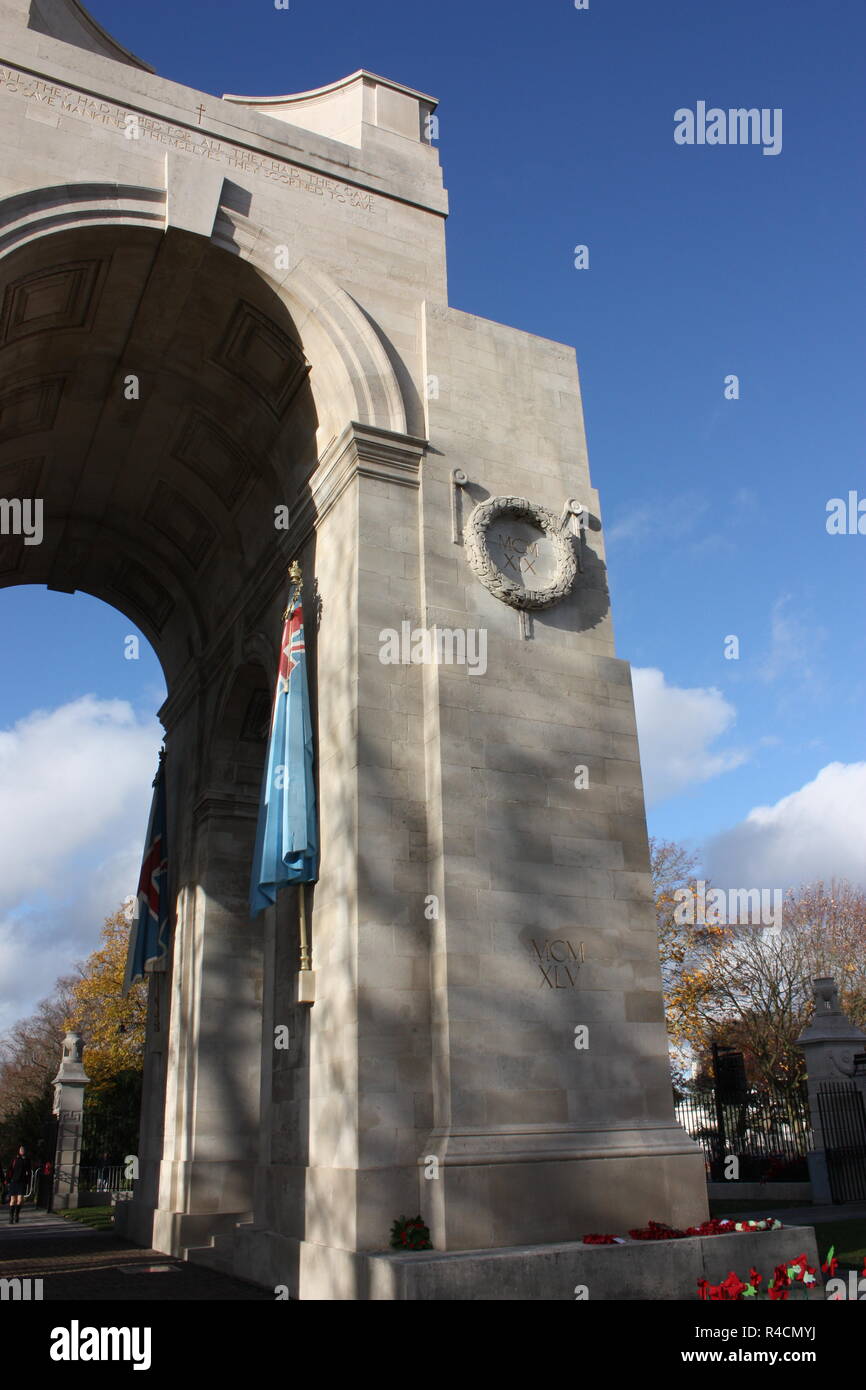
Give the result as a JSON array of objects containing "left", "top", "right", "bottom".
[{"left": 278, "top": 604, "right": 305, "bottom": 689}]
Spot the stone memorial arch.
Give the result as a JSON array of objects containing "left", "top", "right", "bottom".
[{"left": 0, "top": 0, "right": 708, "bottom": 1298}]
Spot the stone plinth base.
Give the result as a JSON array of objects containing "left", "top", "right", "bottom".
[
  {"left": 50, "top": 1193, "right": 79, "bottom": 1212},
  {"left": 424, "top": 1138, "right": 709, "bottom": 1250},
  {"left": 186, "top": 1224, "right": 821, "bottom": 1301},
  {"left": 113, "top": 1196, "right": 152, "bottom": 1246},
  {"left": 115, "top": 1198, "right": 252, "bottom": 1254}
]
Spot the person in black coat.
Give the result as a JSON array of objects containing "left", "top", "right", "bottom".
[{"left": 7, "top": 1146, "right": 31, "bottom": 1223}]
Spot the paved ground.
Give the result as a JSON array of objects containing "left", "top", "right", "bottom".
[{"left": 0, "top": 1205, "right": 273, "bottom": 1300}]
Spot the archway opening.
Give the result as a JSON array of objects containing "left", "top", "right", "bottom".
[
  {"left": 0, "top": 221, "right": 326, "bottom": 1235},
  {"left": 0, "top": 586, "right": 165, "bottom": 1032}
]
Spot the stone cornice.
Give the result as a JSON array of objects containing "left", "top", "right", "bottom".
[
  {"left": 423, "top": 1122, "right": 703, "bottom": 1166},
  {"left": 295, "top": 420, "right": 426, "bottom": 536}
]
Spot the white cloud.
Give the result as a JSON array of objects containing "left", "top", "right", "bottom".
[
  {"left": 0, "top": 697, "right": 161, "bottom": 1029},
  {"left": 704, "top": 762, "right": 866, "bottom": 891},
  {"left": 632, "top": 667, "right": 748, "bottom": 806}
]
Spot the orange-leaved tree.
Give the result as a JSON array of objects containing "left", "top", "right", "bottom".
[
  {"left": 650, "top": 836, "right": 729, "bottom": 1063},
  {"left": 663, "top": 878, "right": 866, "bottom": 1092},
  {"left": 63, "top": 901, "right": 148, "bottom": 1092}
]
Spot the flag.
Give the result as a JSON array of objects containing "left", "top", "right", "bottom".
[
  {"left": 124, "top": 752, "right": 170, "bottom": 992},
  {"left": 250, "top": 589, "right": 318, "bottom": 916}
]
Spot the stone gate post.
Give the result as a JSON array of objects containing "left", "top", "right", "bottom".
[
  {"left": 797, "top": 977, "right": 866, "bottom": 1203},
  {"left": 51, "top": 1031, "right": 90, "bottom": 1212}
]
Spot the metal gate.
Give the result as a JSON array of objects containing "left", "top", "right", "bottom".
[
  {"left": 817, "top": 1081, "right": 866, "bottom": 1203},
  {"left": 78, "top": 1098, "right": 139, "bottom": 1196}
]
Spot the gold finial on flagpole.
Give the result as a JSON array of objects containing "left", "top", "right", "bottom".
[{"left": 283, "top": 560, "right": 303, "bottom": 619}]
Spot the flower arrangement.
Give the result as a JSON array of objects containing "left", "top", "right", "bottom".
[
  {"left": 628, "top": 1220, "right": 686, "bottom": 1241},
  {"left": 696, "top": 1270, "right": 760, "bottom": 1301},
  {"left": 698, "top": 1254, "right": 818, "bottom": 1301},
  {"left": 389, "top": 1214, "right": 433, "bottom": 1251},
  {"left": 684, "top": 1218, "right": 733, "bottom": 1236},
  {"left": 581, "top": 1215, "right": 785, "bottom": 1244},
  {"left": 578, "top": 1215, "right": 827, "bottom": 1300},
  {"left": 821, "top": 1248, "right": 866, "bottom": 1299}
]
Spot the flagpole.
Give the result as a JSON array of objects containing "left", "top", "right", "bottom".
[{"left": 299, "top": 883, "right": 311, "bottom": 972}]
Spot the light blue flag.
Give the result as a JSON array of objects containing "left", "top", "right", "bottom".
[{"left": 250, "top": 596, "right": 319, "bottom": 916}]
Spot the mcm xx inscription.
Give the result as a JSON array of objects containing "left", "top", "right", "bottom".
[{"left": 0, "top": 67, "right": 376, "bottom": 212}]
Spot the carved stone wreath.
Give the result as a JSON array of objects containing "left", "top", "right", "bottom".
[{"left": 463, "top": 496, "right": 578, "bottom": 610}]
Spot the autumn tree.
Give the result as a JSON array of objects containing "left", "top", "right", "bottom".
[
  {"left": 0, "top": 979, "right": 78, "bottom": 1158},
  {"left": 681, "top": 929, "right": 810, "bottom": 1091},
  {"left": 0, "top": 901, "right": 149, "bottom": 1155},
  {"left": 0, "top": 975, "right": 78, "bottom": 1117},
  {"left": 650, "top": 836, "right": 727, "bottom": 1069},
  {"left": 63, "top": 901, "right": 148, "bottom": 1092},
  {"left": 782, "top": 879, "right": 866, "bottom": 1028},
  {"left": 669, "top": 878, "right": 866, "bottom": 1093}
]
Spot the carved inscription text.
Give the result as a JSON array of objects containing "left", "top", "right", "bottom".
[
  {"left": 0, "top": 67, "right": 375, "bottom": 212},
  {"left": 496, "top": 532, "right": 540, "bottom": 576},
  {"left": 529, "top": 938, "right": 586, "bottom": 989}
]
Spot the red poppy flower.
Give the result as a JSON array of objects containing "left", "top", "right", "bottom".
[
  {"left": 628, "top": 1220, "right": 687, "bottom": 1241},
  {"left": 720, "top": 1272, "right": 747, "bottom": 1299},
  {"left": 686, "top": 1218, "right": 733, "bottom": 1236}
]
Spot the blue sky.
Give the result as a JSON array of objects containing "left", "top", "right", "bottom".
[{"left": 1, "top": 0, "right": 864, "bottom": 1021}]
